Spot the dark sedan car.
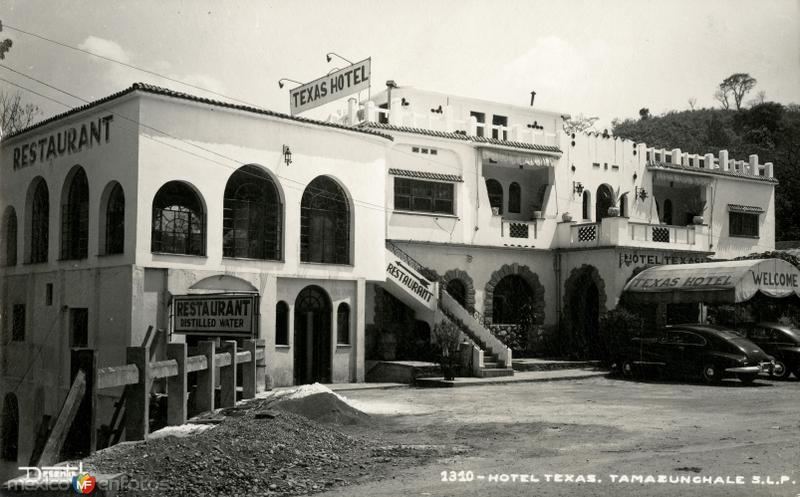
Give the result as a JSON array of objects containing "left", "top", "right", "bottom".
[
  {"left": 618, "top": 324, "right": 774, "bottom": 384},
  {"left": 734, "top": 322, "right": 800, "bottom": 380}
]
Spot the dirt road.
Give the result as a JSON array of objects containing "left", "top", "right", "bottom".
[{"left": 322, "top": 375, "right": 800, "bottom": 497}]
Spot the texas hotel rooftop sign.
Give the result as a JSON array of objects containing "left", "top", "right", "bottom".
[{"left": 289, "top": 58, "right": 371, "bottom": 115}]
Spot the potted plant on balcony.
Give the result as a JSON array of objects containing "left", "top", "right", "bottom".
[
  {"left": 607, "top": 187, "right": 628, "bottom": 217},
  {"left": 562, "top": 212, "right": 573, "bottom": 222},
  {"left": 685, "top": 198, "right": 707, "bottom": 224}
]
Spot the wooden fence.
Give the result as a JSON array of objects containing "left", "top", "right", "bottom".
[{"left": 36, "top": 339, "right": 267, "bottom": 465}]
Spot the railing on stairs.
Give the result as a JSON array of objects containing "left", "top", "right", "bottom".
[{"left": 386, "top": 241, "right": 512, "bottom": 368}]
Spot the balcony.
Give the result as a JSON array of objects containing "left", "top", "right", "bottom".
[
  {"left": 500, "top": 219, "right": 538, "bottom": 245},
  {"left": 559, "top": 217, "right": 710, "bottom": 252}
]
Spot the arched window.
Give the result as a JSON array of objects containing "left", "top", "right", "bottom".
[
  {"left": 300, "top": 176, "right": 350, "bottom": 264},
  {"left": 663, "top": 198, "right": 673, "bottom": 225},
  {"left": 61, "top": 167, "right": 89, "bottom": 260},
  {"left": 337, "top": 303, "right": 350, "bottom": 344},
  {"left": 151, "top": 181, "right": 205, "bottom": 255},
  {"left": 2, "top": 207, "right": 17, "bottom": 267},
  {"left": 485, "top": 179, "right": 503, "bottom": 214},
  {"left": 582, "top": 190, "right": 591, "bottom": 220},
  {"left": 508, "top": 182, "right": 521, "bottom": 214},
  {"left": 104, "top": 183, "right": 125, "bottom": 255},
  {"left": 223, "top": 165, "right": 282, "bottom": 260},
  {"left": 275, "top": 301, "right": 289, "bottom": 346},
  {"left": 29, "top": 178, "right": 49, "bottom": 263}
]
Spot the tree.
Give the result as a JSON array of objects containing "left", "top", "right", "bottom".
[
  {"left": 639, "top": 108, "right": 651, "bottom": 120},
  {"left": 716, "top": 73, "right": 757, "bottom": 111},
  {"left": 563, "top": 113, "right": 599, "bottom": 134},
  {"left": 0, "top": 20, "right": 11, "bottom": 60},
  {"left": 1, "top": 91, "right": 41, "bottom": 136}
]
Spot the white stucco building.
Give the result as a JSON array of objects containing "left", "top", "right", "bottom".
[{"left": 0, "top": 82, "right": 777, "bottom": 464}]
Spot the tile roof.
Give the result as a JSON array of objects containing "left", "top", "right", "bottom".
[
  {"left": 727, "top": 204, "right": 765, "bottom": 213},
  {"left": 362, "top": 122, "right": 562, "bottom": 154},
  {"left": 647, "top": 162, "right": 778, "bottom": 184},
  {"left": 388, "top": 168, "right": 463, "bottom": 182},
  {"left": 5, "top": 83, "right": 394, "bottom": 142}
]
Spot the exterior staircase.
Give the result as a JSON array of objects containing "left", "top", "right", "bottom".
[{"left": 384, "top": 241, "right": 514, "bottom": 378}]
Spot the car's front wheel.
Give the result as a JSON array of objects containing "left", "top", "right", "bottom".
[
  {"left": 738, "top": 373, "right": 757, "bottom": 385},
  {"left": 770, "top": 360, "right": 788, "bottom": 380},
  {"left": 702, "top": 363, "right": 721, "bottom": 385}
]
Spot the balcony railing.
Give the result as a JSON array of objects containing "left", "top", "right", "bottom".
[
  {"left": 569, "top": 222, "right": 601, "bottom": 247},
  {"left": 560, "top": 218, "right": 709, "bottom": 251},
  {"left": 501, "top": 219, "right": 538, "bottom": 243},
  {"left": 628, "top": 223, "right": 696, "bottom": 245}
]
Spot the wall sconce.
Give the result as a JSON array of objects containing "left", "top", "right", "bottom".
[
  {"left": 573, "top": 181, "right": 584, "bottom": 196},
  {"left": 635, "top": 186, "right": 648, "bottom": 201},
  {"left": 278, "top": 78, "right": 303, "bottom": 89},
  {"left": 282, "top": 145, "right": 292, "bottom": 166}
]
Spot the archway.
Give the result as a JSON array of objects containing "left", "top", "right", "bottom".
[
  {"left": 484, "top": 264, "right": 546, "bottom": 326},
  {"left": 595, "top": 184, "right": 614, "bottom": 221},
  {"left": 443, "top": 269, "right": 475, "bottom": 311},
  {"left": 294, "top": 286, "right": 332, "bottom": 385},
  {"left": 563, "top": 265, "right": 607, "bottom": 358},
  {"left": 2, "top": 393, "right": 19, "bottom": 461}
]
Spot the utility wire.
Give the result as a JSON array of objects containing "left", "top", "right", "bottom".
[{"left": 2, "top": 23, "right": 263, "bottom": 109}]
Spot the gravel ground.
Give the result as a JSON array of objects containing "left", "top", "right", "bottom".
[{"left": 82, "top": 394, "right": 455, "bottom": 496}]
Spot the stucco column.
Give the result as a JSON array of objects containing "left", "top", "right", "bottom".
[
  {"left": 355, "top": 277, "right": 366, "bottom": 382},
  {"left": 259, "top": 273, "right": 277, "bottom": 388}
]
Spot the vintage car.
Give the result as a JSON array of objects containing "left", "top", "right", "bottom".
[
  {"left": 734, "top": 322, "right": 800, "bottom": 380},
  {"left": 618, "top": 324, "right": 774, "bottom": 384}
]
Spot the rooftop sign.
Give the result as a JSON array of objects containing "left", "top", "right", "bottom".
[{"left": 290, "top": 58, "right": 371, "bottom": 115}]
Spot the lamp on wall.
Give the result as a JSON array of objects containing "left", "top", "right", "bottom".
[
  {"left": 572, "top": 181, "right": 584, "bottom": 196},
  {"left": 326, "top": 52, "right": 355, "bottom": 65},
  {"left": 278, "top": 78, "right": 303, "bottom": 89},
  {"left": 635, "top": 186, "right": 648, "bottom": 201},
  {"left": 283, "top": 145, "right": 292, "bottom": 166}
]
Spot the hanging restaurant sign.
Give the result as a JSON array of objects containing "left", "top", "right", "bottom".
[
  {"left": 172, "top": 294, "right": 258, "bottom": 336},
  {"left": 289, "top": 58, "right": 371, "bottom": 115}
]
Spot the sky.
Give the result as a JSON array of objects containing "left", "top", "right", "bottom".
[{"left": 2, "top": 0, "right": 799, "bottom": 129}]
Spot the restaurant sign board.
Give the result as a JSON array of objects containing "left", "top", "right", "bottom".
[{"left": 172, "top": 294, "right": 258, "bottom": 336}]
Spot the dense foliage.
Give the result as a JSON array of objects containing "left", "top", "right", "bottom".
[{"left": 613, "top": 103, "right": 800, "bottom": 241}]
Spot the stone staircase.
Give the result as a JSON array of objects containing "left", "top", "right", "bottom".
[{"left": 385, "top": 241, "right": 514, "bottom": 379}]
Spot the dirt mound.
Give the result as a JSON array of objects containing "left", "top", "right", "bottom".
[
  {"left": 273, "top": 392, "right": 371, "bottom": 426},
  {"left": 83, "top": 399, "right": 437, "bottom": 496}
]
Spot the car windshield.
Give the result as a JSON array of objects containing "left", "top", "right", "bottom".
[{"left": 687, "top": 325, "right": 741, "bottom": 340}]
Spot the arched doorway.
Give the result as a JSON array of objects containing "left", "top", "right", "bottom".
[
  {"left": 492, "top": 275, "right": 535, "bottom": 325},
  {"left": 563, "top": 265, "right": 607, "bottom": 359},
  {"left": 294, "top": 286, "right": 332, "bottom": 385},
  {"left": 446, "top": 279, "right": 467, "bottom": 307},
  {"left": 595, "top": 184, "right": 614, "bottom": 221},
  {"left": 2, "top": 393, "right": 19, "bottom": 461}
]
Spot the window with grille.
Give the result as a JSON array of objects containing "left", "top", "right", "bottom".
[
  {"left": 61, "top": 168, "right": 89, "bottom": 260},
  {"left": 105, "top": 183, "right": 125, "bottom": 255},
  {"left": 394, "top": 178, "right": 454, "bottom": 215},
  {"left": 275, "top": 301, "right": 289, "bottom": 345},
  {"left": 151, "top": 181, "right": 205, "bottom": 256},
  {"left": 300, "top": 176, "right": 350, "bottom": 264},
  {"left": 337, "top": 303, "right": 350, "bottom": 344},
  {"left": 30, "top": 179, "right": 49, "bottom": 263},
  {"left": 729, "top": 212, "right": 759, "bottom": 238},
  {"left": 508, "top": 182, "right": 521, "bottom": 213},
  {"left": 223, "top": 165, "right": 282, "bottom": 260}
]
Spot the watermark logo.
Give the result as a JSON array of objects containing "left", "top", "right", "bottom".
[{"left": 72, "top": 472, "right": 96, "bottom": 494}]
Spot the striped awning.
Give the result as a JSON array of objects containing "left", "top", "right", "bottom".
[
  {"left": 480, "top": 149, "right": 554, "bottom": 168},
  {"left": 388, "top": 168, "right": 463, "bottom": 182},
  {"left": 728, "top": 204, "right": 764, "bottom": 213}
]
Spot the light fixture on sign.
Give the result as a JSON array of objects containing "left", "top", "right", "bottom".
[
  {"left": 635, "top": 186, "right": 648, "bottom": 201},
  {"left": 572, "top": 181, "right": 584, "bottom": 196},
  {"left": 278, "top": 78, "right": 303, "bottom": 89},
  {"left": 283, "top": 145, "right": 292, "bottom": 166},
  {"left": 326, "top": 52, "right": 355, "bottom": 65}
]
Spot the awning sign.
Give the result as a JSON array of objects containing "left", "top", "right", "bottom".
[
  {"left": 173, "top": 294, "right": 258, "bottom": 336},
  {"left": 290, "top": 58, "right": 371, "bottom": 115},
  {"left": 623, "top": 258, "right": 800, "bottom": 304}
]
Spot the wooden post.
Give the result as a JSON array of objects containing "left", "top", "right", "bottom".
[
  {"left": 62, "top": 348, "right": 97, "bottom": 458},
  {"left": 255, "top": 338, "right": 267, "bottom": 392},
  {"left": 166, "top": 343, "right": 188, "bottom": 425},
  {"left": 219, "top": 341, "right": 237, "bottom": 408},
  {"left": 196, "top": 341, "right": 216, "bottom": 414},
  {"left": 242, "top": 339, "right": 257, "bottom": 399},
  {"left": 125, "top": 346, "right": 150, "bottom": 441}
]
